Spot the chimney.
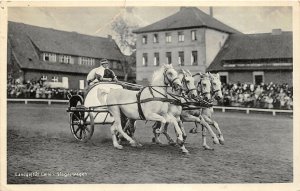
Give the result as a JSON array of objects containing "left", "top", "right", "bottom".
[
  {"left": 209, "top": 7, "right": 213, "bottom": 17},
  {"left": 272, "top": 29, "right": 282, "bottom": 35}
]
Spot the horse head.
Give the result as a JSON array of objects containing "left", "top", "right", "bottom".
[
  {"left": 193, "top": 72, "right": 212, "bottom": 101},
  {"left": 162, "top": 64, "right": 182, "bottom": 91},
  {"left": 179, "top": 69, "right": 197, "bottom": 99},
  {"left": 209, "top": 72, "right": 223, "bottom": 100}
]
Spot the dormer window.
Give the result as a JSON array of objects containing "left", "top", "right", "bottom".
[
  {"left": 59, "top": 55, "right": 74, "bottom": 64},
  {"left": 79, "top": 57, "right": 95, "bottom": 66},
  {"left": 43, "top": 53, "right": 56, "bottom": 62}
]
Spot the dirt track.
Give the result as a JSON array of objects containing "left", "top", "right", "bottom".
[{"left": 7, "top": 103, "right": 293, "bottom": 183}]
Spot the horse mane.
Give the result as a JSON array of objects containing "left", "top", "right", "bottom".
[{"left": 151, "top": 64, "right": 173, "bottom": 86}]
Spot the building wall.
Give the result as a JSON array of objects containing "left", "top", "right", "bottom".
[
  {"left": 24, "top": 70, "right": 87, "bottom": 89},
  {"left": 227, "top": 70, "right": 292, "bottom": 85},
  {"left": 205, "top": 29, "right": 229, "bottom": 67},
  {"left": 136, "top": 28, "right": 208, "bottom": 85}
]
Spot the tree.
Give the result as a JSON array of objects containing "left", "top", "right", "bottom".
[{"left": 111, "top": 16, "right": 138, "bottom": 82}]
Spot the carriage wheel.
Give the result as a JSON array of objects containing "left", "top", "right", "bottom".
[{"left": 70, "top": 111, "right": 94, "bottom": 142}]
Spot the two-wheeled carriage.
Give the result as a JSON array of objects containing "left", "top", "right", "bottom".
[{"left": 66, "top": 82, "right": 143, "bottom": 142}]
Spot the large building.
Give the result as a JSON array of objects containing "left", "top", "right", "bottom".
[
  {"left": 7, "top": 21, "right": 135, "bottom": 89},
  {"left": 207, "top": 30, "right": 293, "bottom": 85},
  {"left": 133, "top": 7, "right": 293, "bottom": 86},
  {"left": 133, "top": 7, "right": 241, "bottom": 85}
]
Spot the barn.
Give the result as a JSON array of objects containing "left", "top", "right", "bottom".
[
  {"left": 206, "top": 29, "right": 292, "bottom": 85},
  {"left": 7, "top": 21, "right": 135, "bottom": 89}
]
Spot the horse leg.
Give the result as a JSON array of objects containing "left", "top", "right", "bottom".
[
  {"left": 146, "top": 113, "right": 168, "bottom": 145},
  {"left": 178, "top": 120, "right": 187, "bottom": 142},
  {"left": 189, "top": 122, "right": 199, "bottom": 134},
  {"left": 108, "top": 106, "right": 137, "bottom": 147},
  {"left": 211, "top": 120, "right": 224, "bottom": 145},
  {"left": 200, "top": 115, "right": 220, "bottom": 145},
  {"left": 167, "top": 115, "right": 188, "bottom": 153},
  {"left": 110, "top": 123, "right": 123, "bottom": 150},
  {"left": 202, "top": 125, "right": 213, "bottom": 150},
  {"left": 125, "top": 119, "right": 142, "bottom": 147},
  {"left": 161, "top": 123, "right": 176, "bottom": 146},
  {"left": 152, "top": 121, "right": 164, "bottom": 145}
]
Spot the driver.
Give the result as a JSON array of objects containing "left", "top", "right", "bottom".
[{"left": 86, "top": 59, "right": 118, "bottom": 85}]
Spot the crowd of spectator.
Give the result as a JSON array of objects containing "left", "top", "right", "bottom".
[
  {"left": 218, "top": 82, "right": 293, "bottom": 110},
  {"left": 7, "top": 78, "right": 84, "bottom": 100},
  {"left": 7, "top": 78, "right": 293, "bottom": 110}
]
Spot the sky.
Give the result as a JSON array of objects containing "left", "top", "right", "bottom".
[{"left": 8, "top": 6, "right": 292, "bottom": 54}]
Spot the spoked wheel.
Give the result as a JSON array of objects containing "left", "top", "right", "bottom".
[{"left": 70, "top": 111, "right": 94, "bottom": 142}]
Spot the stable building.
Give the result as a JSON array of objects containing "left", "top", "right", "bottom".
[
  {"left": 133, "top": 7, "right": 241, "bottom": 85},
  {"left": 7, "top": 21, "right": 134, "bottom": 89},
  {"left": 207, "top": 29, "right": 293, "bottom": 85}
]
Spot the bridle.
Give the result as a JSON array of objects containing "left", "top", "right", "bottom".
[
  {"left": 181, "top": 75, "right": 197, "bottom": 96},
  {"left": 197, "top": 78, "right": 211, "bottom": 98},
  {"left": 163, "top": 68, "right": 180, "bottom": 89},
  {"left": 210, "top": 77, "right": 222, "bottom": 98}
]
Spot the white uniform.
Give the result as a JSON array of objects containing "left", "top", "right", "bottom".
[{"left": 86, "top": 66, "right": 105, "bottom": 85}]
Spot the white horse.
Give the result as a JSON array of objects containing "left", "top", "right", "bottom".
[
  {"left": 190, "top": 73, "right": 224, "bottom": 150},
  {"left": 151, "top": 69, "right": 198, "bottom": 153},
  {"left": 98, "top": 64, "right": 184, "bottom": 150},
  {"left": 155, "top": 72, "right": 221, "bottom": 148}
]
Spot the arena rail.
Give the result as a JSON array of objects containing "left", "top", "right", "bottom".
[
  {"left": 7, "top": 99, "right": 293, "bottom": 116},
  {"left": 213, "top": 106, "right": 293, "bottom": 116}
]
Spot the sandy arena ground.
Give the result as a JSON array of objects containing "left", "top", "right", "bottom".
[{"left": 7, "top": 103, "right": 292, "bottom": 183}]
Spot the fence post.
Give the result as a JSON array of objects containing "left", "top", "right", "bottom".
[
  {"left": 272, "top": 111, "right": 276, "bottom": 116},
  {"left": 246, "top": 109, "right": 249, "bottom": 114},
  {"left": 48, "top": 100, "right": 51, "bottom": 105},
  {"left": 222, "top": 108, "right": 225, "bottom": 112},
  {"left": 25, "top": 100, "right": 28, "bottom": 104}
]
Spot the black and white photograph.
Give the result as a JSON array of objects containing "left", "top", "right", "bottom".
[{"left": 1, "top": 1, "right": 298, "bottom": 190}]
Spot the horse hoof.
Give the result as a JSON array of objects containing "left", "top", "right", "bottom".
[
  {"left": 213, "top": 138, "right": 220, "bottom": 144},
  {"left": 203, "top": 146, "right": 214, "bottom": 150},
  {"left": 130, "top": 142, "right": 139, "bottom": 147},
  {"left": 183, "top": 135, "right": 187, "bottom": 142},
  {"left": 189, "top": 129, "right": 197, "bottom": 134},
  {"left": 176, "top": 138, "right": 184, "bottom": 146},
  {"left": 219, "top": 139, "right": 225, "bottom": 145},
  {"left": 182, "top": 150, "right": 190, "bottom": 155},
  {"left": 115, "top": 145, "right": 123, "bottom": 150},
  {"left": 168, "top": 141, "right": 176, "bottom": 146}
]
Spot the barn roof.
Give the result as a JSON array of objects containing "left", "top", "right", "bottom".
[
  {"left": 8, "top": 21, "right": 125, "bottom": 74},
  {"left": 133, "top": 7, "right": 241, "bottom": 34},
  {"left": 207, "top": 31, "right": 293, "bottom": 72}
]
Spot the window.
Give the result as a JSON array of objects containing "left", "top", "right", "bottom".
[
  {"left": 59, "top": 55, "right": 73, "bottom": 64},
  {"left": 191, "top": 51, "right": 198, "bottom": 65},
  {"left": 43, "top": 53, "right": 56, "bottom": 62},
  {"left": 219, "top": 72, "right": 228, "bottom": 84},
  {"left": 166, "top": 52, "right": 172, "bottom": 64},
  {"left": 178, "top": 31, "right": 184, "bottom": 42},
  {"left": 112, "top": 61, "right": 118, "bottom": 69},
  {"left": 41, "top": 75, "right": 47, "bottom": 81},
  {"left": 153, "top": 34, "right": 159, "bottom": 43},
  {"left": 191, "top": 30, "right": 197, "bottom": 41},
  {"left": 142, "top": 53, "right": 148, "bottom": 66},
  {"left": 154, "top": 52, "right": 160, "bottom": 66},
  {"left": 253, "top": 71, "right": 264, "bottom": 85},
  {"left": 79, "top": 80, "right": 85, "bottom": 90},
  {"left": 52, "top": 76, "right": 59, "bottom": 82},
  {"left": 165, "top": 33, "right": 172, "bottom": 43},
  {"left": 79, "top": 57, "right": 95, "bottom": 66},
  {"left": 178, "top": 51, "right": 184, "bottom": 66},
  {"left": 142, "top": 35, "right": 147, "bottom": 44}
]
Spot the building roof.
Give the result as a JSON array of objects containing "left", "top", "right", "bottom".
[
  {"left": 133, "top": 7, "right": 241, "bottom": 34},
  {"left": 8, "top": 21, "right": 125, "bottom": 74},
  {"left": 207, "top": 31, "right": 293, "bottom": 72}
]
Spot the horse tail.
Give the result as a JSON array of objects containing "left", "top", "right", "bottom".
[{"left": 97, "top": 88, "right": 110, "bottom": 105}]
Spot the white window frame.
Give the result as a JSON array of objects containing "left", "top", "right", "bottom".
[
  {"left": 178, "top": 32, "right": 184, "bottom": 42},
  {"left": 52, "top": 76, "right": 59, "bottom": 82},
  {"left": 191, "top": 30, "right": 197, "bottom": 41},
  {"left": 178, "top": 51, "right": 184, "bottom": 66},
  {"left": 142, "top": 53, "right": 148, "bottom": 66},
  {"left": 79, "top": 57, "right": 95, "bottom": 66},
  {"left": 43, "top": 53, "right": 56, "bottom": 62},
  {"left": 253, "top": 71, "right": 264, "bottom": 84},
  {"left": 166, "top": 33, "right": 172, "bottom": 43},
  {"left": 191, "top": 51, "right": 198, "bottom": 65},
  {"left": 41, "top": 75, "right": 47, "bottom": 81},
  {"left": 153, "top": 34, "right": 159, "bottom": 43},
  {"left": 59, "top": 55, "right": 73, "bottom": 64},
  {"left": 142, "top": 35, "right": 147, "bottom": 44}
]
